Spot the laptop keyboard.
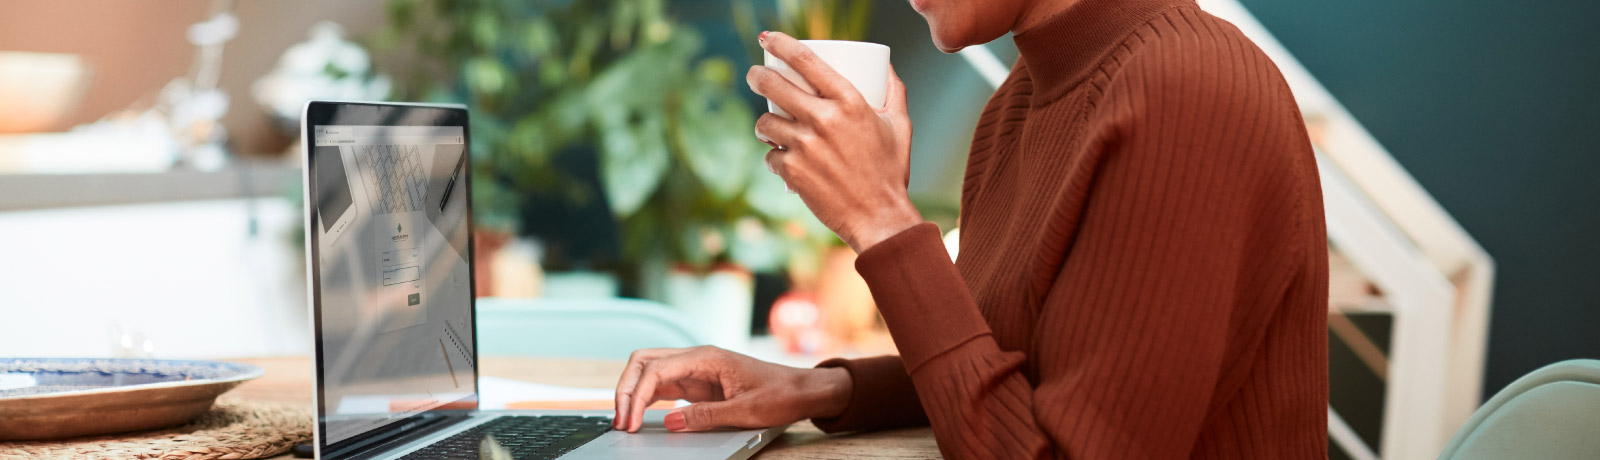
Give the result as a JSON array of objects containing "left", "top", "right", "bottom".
[{"left": 401, "top": 415, "right": 612, "bottom": 460}]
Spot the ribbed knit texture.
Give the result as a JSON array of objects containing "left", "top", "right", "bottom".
[{"left": 808, "top": 0, "right": 1329, "bottom": 458}]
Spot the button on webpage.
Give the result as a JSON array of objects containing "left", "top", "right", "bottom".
[{"left": 408, "top": 293, "right": 420, "bottom": 306}]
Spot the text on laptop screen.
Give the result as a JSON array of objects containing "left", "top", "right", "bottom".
[{"left": 311, "top": 124, "right": 476, "bottom": 444}]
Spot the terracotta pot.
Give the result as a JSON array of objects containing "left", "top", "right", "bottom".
[
  {"left": 815, "top": 247, "right": 878, "bottom": 347},
  {"left": 473, "top": 230, "right": 510, "bottom": 297}
]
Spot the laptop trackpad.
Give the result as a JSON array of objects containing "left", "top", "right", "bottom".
[{"left": 608, "top": 430, "right": 742, "bottom": 448}]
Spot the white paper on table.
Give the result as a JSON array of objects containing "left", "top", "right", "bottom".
[{"left": 477, "top": 376, "right": 686, "bottom": 410}]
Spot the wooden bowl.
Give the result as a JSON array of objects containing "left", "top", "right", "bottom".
[{"left": 0, "top": 52, "right": 91, "bottom": 134}]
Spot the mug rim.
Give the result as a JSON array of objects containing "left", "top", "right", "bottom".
[{"left": 793, "top": 39, "right": 890, "bottom": 52}]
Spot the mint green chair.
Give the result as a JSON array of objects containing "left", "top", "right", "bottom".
[
  {"left": 1436, "top": 359, "right": 1600, "bottom": 460},
  {"left": 475, "top": 297, "right": 702, "bottom": 360}
]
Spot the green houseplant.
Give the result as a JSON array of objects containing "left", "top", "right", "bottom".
[
  {"left": 379, "top": 0, "right": 827, "bottom": 272},
  {"left": 377, "top": 0, "right": 870, "bottom": 346}
]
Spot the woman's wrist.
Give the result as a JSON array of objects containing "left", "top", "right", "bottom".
[
  {"left": 798, "top": 367, "right": 853, "bottom": 420},
  {"left": 844, "top": 198, "right": 923, "bottom": 253}
]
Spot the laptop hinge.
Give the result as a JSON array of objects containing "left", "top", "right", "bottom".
[{"left": 324, "top": 412, "right": 471, "bottom": 460}]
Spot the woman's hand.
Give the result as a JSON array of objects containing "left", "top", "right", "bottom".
[
  {"left": 748, "top": 31, "right": 922, "bottom": 252},
  {"left": 612, "top": 346, "right": 852, "bottom": 432}
]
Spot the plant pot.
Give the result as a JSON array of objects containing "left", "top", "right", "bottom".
[
  {"left": 648, "top": 263, "right": 754, "bottom": 350},
  {"left": 815, "top": 247, "right": 879, "bottom": 347},
  {"left": 473, "top": 230, "right": 511, "bottom": 297}
]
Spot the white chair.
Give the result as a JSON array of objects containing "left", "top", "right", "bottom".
[{"left": 475, "top": 297, "right": 702, "bottom": 360}]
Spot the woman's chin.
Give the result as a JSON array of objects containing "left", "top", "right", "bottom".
[
  {"left": 925, "top": 14, "right": 1010, "bottom": 53},
  {"left": 929, "top": 28, "right": 988, "bottom": 53},
  {"left": 927, "top": 23, "right": 972, "bottom": 53},
  {"left": 931, "top": 37, "right": 965, "bottom": 54}
]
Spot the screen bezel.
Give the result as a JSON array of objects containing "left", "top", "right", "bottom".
[{"left": 302, "top": 101, "right": 479, "bottom": 458}]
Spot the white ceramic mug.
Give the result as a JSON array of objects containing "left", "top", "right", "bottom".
[{"left": 762, "top": 40, "right": 891, "bottom": 119}]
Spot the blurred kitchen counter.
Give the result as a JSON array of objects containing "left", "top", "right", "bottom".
[{"left": 0, "top": 160, "right": 299, "bottom": 211}]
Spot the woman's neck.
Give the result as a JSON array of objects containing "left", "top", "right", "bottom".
[{"left": 1011, "top": 0, "right": 1196, "bottom": 102}]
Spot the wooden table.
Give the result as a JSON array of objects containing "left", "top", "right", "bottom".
[{"left": 225, "top": 357, "right": 939, "bottom": 459}]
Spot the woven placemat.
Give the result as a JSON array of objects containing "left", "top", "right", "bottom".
[{"left": 0, "top": 401, "right": 311, "bottom": 460}]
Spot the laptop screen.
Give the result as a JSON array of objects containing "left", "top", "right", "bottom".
[{"left": 305, "top": 103, "right": 477, "bottom": 449}]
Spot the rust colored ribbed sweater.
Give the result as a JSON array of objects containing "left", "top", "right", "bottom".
[{"left": 808, "top": 0, "right": 1329, "bottom": 458}]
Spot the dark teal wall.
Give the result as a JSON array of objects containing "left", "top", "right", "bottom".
[{"left": 1236, "top": 0, "right": 1600, "bottom": 397}]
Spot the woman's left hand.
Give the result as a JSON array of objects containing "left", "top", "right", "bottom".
[{"left": 748, "top": 31, "right": 923, "bottom": 253}]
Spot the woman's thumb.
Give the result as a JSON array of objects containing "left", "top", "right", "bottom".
[
  {"left": 667, "top": 400, "right": 744, "bottom": 432},
  {"left": 882, "top": 65, "right": 908, "bottom": 114}
]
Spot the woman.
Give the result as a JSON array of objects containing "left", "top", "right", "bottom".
[{"left": 613, "top": 0, "right": 1328, "bottom": 457}]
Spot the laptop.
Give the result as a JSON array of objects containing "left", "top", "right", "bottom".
[{"left": 300, "top": 101, "right": 785, "bottom": 459}]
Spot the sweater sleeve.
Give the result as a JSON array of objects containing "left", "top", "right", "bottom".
[
  {"left": 849, "top": 29, "right": 1309, "bottom": 460},
  {"left": 809, "top": 355, "right": 929, "bottom": 432}
]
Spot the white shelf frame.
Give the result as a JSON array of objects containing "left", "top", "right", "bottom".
[{"left": 1196, "top": 2, "right": 1496, "bottom": 458}]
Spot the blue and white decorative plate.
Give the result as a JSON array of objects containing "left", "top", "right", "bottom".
[{"left": 0, "top": 358, "right": 263, "bottom": 441}]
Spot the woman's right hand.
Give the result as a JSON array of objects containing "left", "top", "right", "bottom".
[{"left": 612, "top": 346, "right": 852, "bottom": 433}]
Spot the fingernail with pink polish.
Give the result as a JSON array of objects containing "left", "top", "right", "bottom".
[{"left": 664, "top": 411, "right": 686, "bottom": 431}]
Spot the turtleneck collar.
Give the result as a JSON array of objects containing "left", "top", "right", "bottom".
[{"left": 1011, "top": 0, "right": 1196, "bottom": 101}]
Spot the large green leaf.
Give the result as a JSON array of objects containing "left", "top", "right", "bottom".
[
  {"left": 522, "top": 17, "right": 558, "bottom": 61},
  {"left": 608, "top": 0, "right": 638, "bottom": 48},
  {"left": 597, "top": 107, "right": 669, "bottom": 217},
  {"left": 584, "top": 32, "right": 699, "bottom": 110},
  {"left": 569, "top": 21, "right": 604, "bottom": 81},
  {"left": 675, "top": 82, "right": 762, "bottom": 201},
  {"left": 744, "top": 145, "right": 810, "bottom": 221},
  {"left": 541, "top": 90, "right": 590, "bottom": 145},
  {"left": 464, "top": 57, "right": 510, "bottom": 97},
  {"left": 470, "top": 12, "right": 499, "bottom": 48},
  {"left": 504, "top": 117, "right": 549, "bottom": 164}
]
